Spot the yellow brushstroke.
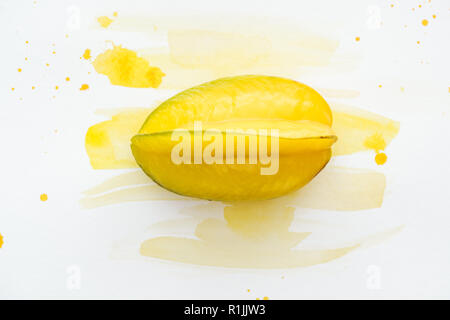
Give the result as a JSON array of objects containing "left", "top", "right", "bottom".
[
  {"left": 85, "top": 108, "right": 150, "bottom": 169},
  {"left": 331, "top": 104, "right": 400, "bottom": 156},
  {"left": 93, "top": 46, "right": 165, "bottom": 88},
  {"left": 81, "top": 166, "right": 385, "bottom": 211},
  {"left": 85, "top": 105, "right": 399, "bottom": 170},
  {"left": 140, "top": 202, "right": 358, "bottom": 268}
]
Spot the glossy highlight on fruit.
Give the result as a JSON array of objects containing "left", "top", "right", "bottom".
[{"left": 131, "top": 75, "right": 336, "bottom": 201}]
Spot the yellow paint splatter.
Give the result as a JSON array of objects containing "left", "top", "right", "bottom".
[
  {"left": 11, "top": 88, "right": 15, "bottom": 91},
  {"left": 82, "top": 49, "right": 91, "bottom": 60},
  {"left": 18, "top": 68, "right": 22, "bottom": 72},
  {"left": 40, "top": 193, "right": 48, "bottom": 202},
  {"left": 0, "top": 233, "right": 3, "bottom": 248},
  {"left": 378, "top": 84, "right": 382, "bottom": 88},
  {"left": 65, "top": 77, "right": 70, "bottom": 81},
  {"left": 113, "top": 12, "right": 118, "bottom": 17},
  {"left": 263, "top": 297, "right": 269, "bottom": 300},
  {"left": 364, "top": 133, "right": 386, "bottom": 152},
  {"left": 98, "top": 16, "right": 113, "bottom": 28},
  {"left": 422, "top": 19, "right": 429, "bottom": 26},
  {"left": 93, "top": 45, "right": 165, "bottom": 88},
  {"left": 432, "top": 14, "right": 437, "bottom": 19},
  {"left": 80, "top": 84, "right": 89, "bottom": 91},
  {"left": 375, "top": 152, "right": 388, "bottom": 165},
  {"left": 355, "top": 37, "right": 360, "bottom": 42}
]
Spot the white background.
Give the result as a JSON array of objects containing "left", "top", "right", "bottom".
[{"left": 0, "top": 0, "right": 449, "bottom": 299}]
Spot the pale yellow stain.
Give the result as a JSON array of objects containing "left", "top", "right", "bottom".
[
  {"left": 140, "top": 201, "right": 359, "bottom": 268},
  {"left": 82, "top": 49, "right": 92, "bottom": 60},
  {"left": 331, "top": 104, "right": 399, "bottom": 156},
  {"left": 85, "top": 108, "right": 151, "bottom": 169},
  {"left": 84, "top": 105, "right": 399, "bottom": 170},
  {"left": 93, "top": 46, "right": 165, "bottom": 88},
  {"left": 98, "top": 16, "right": 113, "bottom": 28},
  {"left": 81, "top": 166, "right": 386, "bottom": 211}
]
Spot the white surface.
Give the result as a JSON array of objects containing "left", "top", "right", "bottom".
[{"left": 0, "top": 0, "right": 449, "bottom": 299}]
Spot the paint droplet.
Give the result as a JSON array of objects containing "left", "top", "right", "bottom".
[
  {"left": 422, "top": 19, "right": 429, "bottom": 26},
  {"left": 355, "top": 37, "right": 360, "bottom": 42},
  {"left": 98, "top": 16, "right": 113, "bottom": 28},
  {"left": 82, "top": 49, "right": 91, "bottom": 60},
  {"left": 375, "top": 153, "right": 387, "bottom": 165},
  {"left": 40, "top": 193, "right": 48, "bottom": 202},
  {"left": 80, "top": 84, "right": 90, "bottom": 91},
  {"left": 0, "top": 233, "right": 3, "bottom": 248}
]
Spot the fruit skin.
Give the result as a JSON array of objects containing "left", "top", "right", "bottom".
[
  {"left": 131, "top": 75, "right": 335, "bottom": 201},
  {"left": 139, "top": 75, "right": 332, "bottom": 134}
]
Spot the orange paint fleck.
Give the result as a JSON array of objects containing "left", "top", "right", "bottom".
[
  {"left": 40, "top": 193, "right": 48, "bottom": 202},
  {"left": 80, "top": 84, "right": 90, "bottom": 91},
  {"left": 422, "top": 19, "right": 429, "bottom": 26},
  {"left": 355, "top": 37, "right": 360, "bottom": 42},
  {"left": 375, "top": 153, "right": 387, "bottom": 165},
  {"left": 0, "top": 233, "right": 3, "bottom": 248},
  {"left": 97, "top": 16, "right": 113, "bottom": 28},
  {"left": 82, "top": 49, "right": 91, "bottom": 60}
]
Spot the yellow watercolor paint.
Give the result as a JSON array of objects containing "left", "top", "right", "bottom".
[
  {"left": 98, "top": 16, "right": 113, "bottom": 28},
  {"left": 82, "top": 49, "right": 91, "bottom": 60},
  {"left": 93, "top": 45, "right": 165, "bottom": 88},
  {"left": 375, "top": 152, "right": 388, "bottom": 165}
]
